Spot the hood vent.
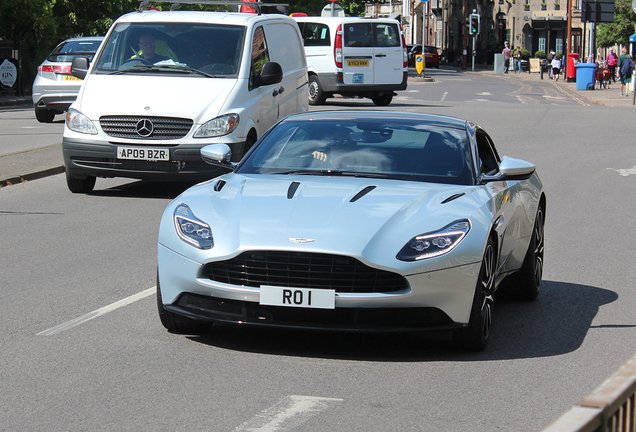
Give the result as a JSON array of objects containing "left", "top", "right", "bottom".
[
  {"left": 441, "top": 192, "right": 466, "bottom": 204},
  {"left": 214, "top": 180, "right": 226, "bottom": 192},
  {"left": 287, "top": 181, "right": 301, "bottom": 199},
  {"left": 350, "top": 185, "right": 377, "bottom": 203}
]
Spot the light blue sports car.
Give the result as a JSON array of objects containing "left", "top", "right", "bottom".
[{"left": 157, "top": 111, "right": 545, "bottom": 351}]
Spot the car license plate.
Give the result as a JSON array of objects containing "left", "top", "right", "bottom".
[
  {"left": 347, "top": 59, "right": 369, "bottom": 67},
  {"left": 352, "top": 74, "right": 364, "bottom": 83},
  {"left": 62, "top": 75, "right": 82, "bottom": 81},
  {"left": 117, "top": 147, "right": 169, "bottom": 161},
  {"left": 260, "top": 285, "right": 335, "bottom": 309}
]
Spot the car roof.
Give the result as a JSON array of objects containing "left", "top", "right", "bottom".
[
  {"left": 293, "top": 16, "right": 401, "bottom": 24},
  {"left": 116, "top": 10, "right": 293, "bottom": 25},
  {"left": 282, "top": 111, "right": 469, "bottom": 130}
]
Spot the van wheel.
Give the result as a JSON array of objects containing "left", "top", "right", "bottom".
[
  {"left": 372, "top": 93, "right": 393, "bottom": 106},
  {"left": 35, "top": 109, "right": 56, "bottom": 123},
  {"left": 308, "top": 75, "right": 326, "bottom": 105},
  {"left": 66, "top": 170, "right": 96, "bottom": 194}
]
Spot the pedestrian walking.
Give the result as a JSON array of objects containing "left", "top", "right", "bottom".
[
  {"left": 551, "top": 55, "right": 562, "bottom": 82},
  {"left": 606, "top": 48, "right": 618, "bottom": 83},
  {"left": 503, "top": 42, "right": 511, "bottom": 74},
  {"left": 547, "top": 51, "right": 555, "bottom": 78},
  {"left": 514, "top": 47, "right": 522, "bottom": 74},
  {"left": 618, "top": 47, "right": 634, "bottom": 97}
]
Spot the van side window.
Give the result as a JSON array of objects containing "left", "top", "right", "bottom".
[
  {"left": 476, "top": 129, "right": 500, "bottom": 175},
  {"left": 299, "top": 23, "right": 330, "bottom": 47},
  {"left": 249, "top": 26, "right": 270, "bottom": 90},
  {"left": 345, "top": 23, "right": 372, "bottom": 47},
  {"left": 373, "top": 23, "right": 400, "bottom": 47}
]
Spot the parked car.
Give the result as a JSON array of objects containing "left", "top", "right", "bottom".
[
  {"left": 156, "top": 110, "right": 546, "bottom": 351},
  {"left": 32, "top": 36, "right": 103, "bottom": 123},
  {"left": 294, "top": 16, "right": 408, "bottom": 106},
  {"left": 62, "top": 6, "right": 308, "bottom": 194},
  {"left": 408, "top": 45, "right": 440, "bottom": 68}
]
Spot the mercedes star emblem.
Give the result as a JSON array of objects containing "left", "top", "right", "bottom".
[{"left": 136, "top": 119, "right": 154, "bottom": 137}]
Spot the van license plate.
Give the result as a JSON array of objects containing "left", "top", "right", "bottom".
[
  {"left": 352, "top": 74, "right": 364, "bottom": 83},
  {"left": 260, "top": 285, "right": 336, "bottom": 309},
  {"left": 347, "top": 59, "right": 369, "bottom": 67},
  {"left": 117, "top": 147, "right": 170, "bottom": 161}
]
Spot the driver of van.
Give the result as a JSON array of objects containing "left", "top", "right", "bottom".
[{"left": 138, "top": 34, "right": 171, "bottom": 64}]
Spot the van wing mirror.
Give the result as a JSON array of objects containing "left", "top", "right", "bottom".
[
  {"left": 253, "top": 61, "right": 283, "bottom": 88},
  {"left": 71, "top": 57, "right": 89, "bottom": 80},
  {"left": 201, "top": 144, "right": 236, "bottom": 170}
]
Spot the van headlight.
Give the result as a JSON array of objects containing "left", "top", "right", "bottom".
[
  {"left": 65, "top": 108, "right": 97, "bottom": 134},
  {"left": 174, "top": 203, "right": 213, "bottom": 249},
  {"left": 194, "top": 114, "right": 239, "bottom": 138}
]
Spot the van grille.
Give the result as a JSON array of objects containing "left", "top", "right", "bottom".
[
  {"left": 100, "top": 116, "right": 193, "bottom": 140},
  {"left": 202, "top": 251, "right": 408, "bottom": 293}
]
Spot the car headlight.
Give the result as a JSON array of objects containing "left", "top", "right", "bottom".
[
  {"left": 397, "top": 219, "right": 471, "bottom": 261},
  {"left": 193, "top": 114, "right": 239, "bottom": 138},
  {"left": 65, "top": 108, "right": 97, "bottom": 134},
  {"left": 173, "top": 203, "right": 213, "bottom": 249}
]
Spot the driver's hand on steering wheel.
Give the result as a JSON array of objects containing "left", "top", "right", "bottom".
[{"left": 312, "top": 151, "right": 328, "bottom": 162}]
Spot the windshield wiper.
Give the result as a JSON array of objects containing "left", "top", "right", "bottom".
[
  {"left": 107, "top": 64, "right": 218, "bottom": 77},
  {"left": 276, "top": 170, "right": 389, "bottom": 178}
]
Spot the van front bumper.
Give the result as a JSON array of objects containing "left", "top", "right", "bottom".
[{"left": 62, "top": 136, "right": 241, "bottom": 181}]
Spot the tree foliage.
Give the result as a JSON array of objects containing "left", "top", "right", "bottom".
[{"left": 596, "top": 0, "right": 636, "bottom": 48}]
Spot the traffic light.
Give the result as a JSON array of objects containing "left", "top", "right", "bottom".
[{"left": 469, "top": 13, "right": 481, "bottom": 36}]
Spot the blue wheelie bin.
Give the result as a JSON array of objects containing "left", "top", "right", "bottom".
[{"left": 575, "top": 63, "right": 597, "bottom": 90}]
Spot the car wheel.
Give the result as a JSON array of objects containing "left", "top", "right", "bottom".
[
  {"left": 156, "top": 276, "right": 210, "bottom": 333},
  {"left": 35, "top": 109, "right": 56, "bottom": 123},
  {"left": 455, "top": 237, "right": 495, "bottom": 351},
  {"left": 372, "top": 93, "right": 393, "bottom": 106},
  {"left": 65, "top": 170, "right": 96, "bottom": 194},
  {"left": 308, "top": 75, "right": 326, "bottom": 105},
  {"left": 508, "top": 205, "right": 545, "bottom": 301}
]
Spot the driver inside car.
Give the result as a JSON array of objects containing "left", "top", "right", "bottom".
[{"left": 135, "top": 34, "right": 173, "bottom": 63}]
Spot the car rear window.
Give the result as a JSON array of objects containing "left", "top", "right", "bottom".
[{"left": 47, "top": 40, "right": 103, "bottom": 62}]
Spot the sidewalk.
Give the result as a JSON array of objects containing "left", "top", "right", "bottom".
[{"left": 0, "top": 69, "right": 632, "bottom": 187}]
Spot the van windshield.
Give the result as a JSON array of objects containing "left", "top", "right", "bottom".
[{"left": 93, "top": 22, "right": 246, "bottom": 76}]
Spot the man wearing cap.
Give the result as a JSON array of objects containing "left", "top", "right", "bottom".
[{"left": 502, "top": 42, "right": 511, "bottom": 74}]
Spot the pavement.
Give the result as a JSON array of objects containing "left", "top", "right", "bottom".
[{"left": 1, "top": 66, "right": 633, "bottom": 188}]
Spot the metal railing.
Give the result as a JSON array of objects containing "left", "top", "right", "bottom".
[{"left": 542, "top": 352, "right": 636, "bottom": 432}]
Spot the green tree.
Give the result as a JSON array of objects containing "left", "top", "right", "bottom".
[
  {"left": 0, "top": 0, "right": 57, "bottom": 61},
  {"left": 596, "top": 0, "right": 636, "bottom": 47},
  {"left": 52, "top": 0, "right": 139, "bottom": 41}
]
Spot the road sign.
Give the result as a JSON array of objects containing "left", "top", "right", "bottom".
[
  {"left": 0, "top": 59, "right": 17, "bottom": 89},
  {"left": 415, "top": 54, "right": 424, "bottom": 75}
]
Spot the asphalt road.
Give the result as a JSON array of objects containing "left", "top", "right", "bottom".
[{"left": 1, "top": 70, "right": 636, "bottom": 431}]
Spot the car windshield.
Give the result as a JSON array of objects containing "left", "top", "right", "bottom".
[
  {"left": 47, "top": 39, "right": 103, "bottom": 62},
  {"left": 93, "top": 22, "right": 246, "bottom": 76},
  {"left": 238, "top": 119, "right": 474, "bottom": 185}
]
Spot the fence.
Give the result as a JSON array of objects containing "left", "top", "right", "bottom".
[{"left": 542, "top": 352, "right": 636, "bottom": 432}]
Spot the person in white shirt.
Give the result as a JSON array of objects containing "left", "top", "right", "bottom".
[{"left": 551, "top": 55, "right": 562, "bottom": 81}]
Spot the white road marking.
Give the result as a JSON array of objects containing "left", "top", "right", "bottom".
[
  {"left": 233, "top": 395, "right": 343, "bottom": 432},
  {"left": 37, "top": 287, "right": 155, "bottom": 336},
  {"left": 441, "top": 91, "right": 448, "bottom": 102},
  {"left": 476, "top": 92, "right": 492, "bottom": 96},
  {"left": 609, "top": 166, "right": 636, "bottom": 176}
]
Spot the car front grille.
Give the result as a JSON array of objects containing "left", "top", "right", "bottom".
[
  {"left": 202, "top": 251, "right": 408, "bottom": 293},
  {"left": 100, "top": 116, "right": 193, "bottom": 140}
]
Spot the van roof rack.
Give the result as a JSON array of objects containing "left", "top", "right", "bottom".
[{"left": 138, "top": 0, "right": 288, "bottom": 15}]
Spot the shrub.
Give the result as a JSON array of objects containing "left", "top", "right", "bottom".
[{"left": 535, "top": 50, "right": 546, "bottom": 58}]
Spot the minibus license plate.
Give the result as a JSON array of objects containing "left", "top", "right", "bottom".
[
  {"left": 117, "top": 147, "right": 169, "bottom": 161},
  {"left": 347, "top": 60, "right": 369, "bottom": 67},
  {"left": 260, "top": 285, "right": 335, "bottom": 309}
]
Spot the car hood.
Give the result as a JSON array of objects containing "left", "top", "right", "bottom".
[
  {"left": 162, "top": 174, "right": 487, "bottom": 269},
  {"left": 75, "top": 74, "right": 237, "bottom": 122}
]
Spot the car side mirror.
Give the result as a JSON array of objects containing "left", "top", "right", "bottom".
[
  {"left": 71, "top": 57, "right": 89, "bottom": 80},
  {"left": 201, "top": 144, "right": 235, "bottom": 170},
  {"left": 252, "top": 61, "right": 283, "bottom": 88},
  {"left": 481, "top": 156, "right": 536, "bottom": 183}
]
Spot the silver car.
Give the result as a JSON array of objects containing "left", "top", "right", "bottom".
[
  {"left": 32, "top": 36, "right": 103, "bottom": 123},
  {"left": 157, "top": 111, "right": 545, "bottom": 351}
]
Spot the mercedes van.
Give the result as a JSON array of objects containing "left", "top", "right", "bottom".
[
  {"left": 294, "top": 17, "right": 407, "bottom": 106},
  {"left": 63, "top": 5, "right": 308, "bottom": 193}
]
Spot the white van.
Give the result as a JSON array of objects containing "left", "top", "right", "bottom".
[
  {"left": 294, "top": 16, "right": 407, "bottom": 106},
  {"left": 63, "top": 4, "right": 308, "bottom": 193}
]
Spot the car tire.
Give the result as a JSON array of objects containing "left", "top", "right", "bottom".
[
  {"left": 35, "top": 109, "right": 56, "bottom": 123},
  {"left": 156, "top": 276, "right": 210, "bottom": 333},
  {"left": 372, "top": 93, "right": 393, "bottom": 106},
  {"left": 65, "top": 170, "right": 96, "bottom": 194},
  {"left": 308, "top": 75, "right": 326, "bottom": 105},
  {"left": 505, "top": 205, "right": 545, "bottom": 301},
  {"left": 455, "top": 237, "right": 495, "bottom": 351}
]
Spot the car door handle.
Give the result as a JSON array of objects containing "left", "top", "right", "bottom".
[
  {"left": 272, "top": 89, "right": 279, "bottom": 97},
  {"left": 375, "top": 54, "right": 387, "bottom": 58},
  {"left": 278, "top": 86, "right": 285, "bottom": 94}
]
